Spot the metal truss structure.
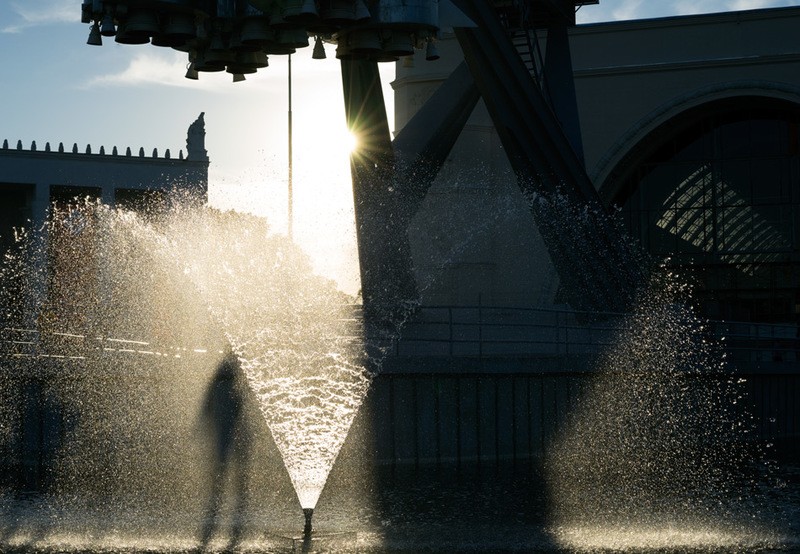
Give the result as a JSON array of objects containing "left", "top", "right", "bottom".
[{"left": 82, "top": 0, "right": 646, "bottom": 322}]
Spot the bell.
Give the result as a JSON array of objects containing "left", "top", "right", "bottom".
[
  {"left": 125, "top": 9, "right": 160, "bottom": 37},
  {"left": 151, "top": 33, "right": 176, "bottom": 47},
  {"left": 227, "top": 64, "right": 257, "bottom": 75},
  {"left": 283, "top": 0, "right": 319, "bottom": 24},
  {"left": 81, "top": 0, "right": 93, "bottom": 24},
  {"left": 170, "top": 39, "right": 195, "bottom": 53},
  {"left": 274, "top": 28, "right": 308, "bottom": 50},
  {"left": 163, "top": 13, "right": 195, "bottom": 41},
  {"left": 306, "top": 18, "right": 337, "bottom": 35},
  {"left": 185, "top": 62, "right": 199, "bottom": 80},
  {"left": 382, "top": 32, "right": 413, "bottom": 56},
  {"left": 312, "top": 36, "right": 326, "bottom": 59},
  {"left": 87, "top": 21, "right": 102, "bottom": 46},
  {"left": 115, "top": 22, "right": 150, "bottom": 44},
  {"left": 235, "top": 51, "right": 269, "bottom": 69},
  {"left": 240, "top": 17, "right": 275, "bottom": 46},
  {"left": 348, "top": 30, "right": 381, "bottom": 54},
  {"left": 205, "top": 48, "right": 235, "bottom": 66},
  {"left": 193, "top": 50, "right": 226, "bottom": 72},
  {"left": 402, "top": 54, "right": 414, "bottom": 67},
  {"left": 319, "top": 0, "right": 355, "bottom": 26},
  {"left": 425, "top": 40, "right": 439, "bottom": 61},
  {"left": 100, "top": 12, "right": 116, "bottom": 36},
  {"left": 269, "top": 5, "right": 291, "bottom": 28}
]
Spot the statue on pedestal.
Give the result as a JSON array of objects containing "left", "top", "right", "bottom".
[{"left": 187, "top": 112, "right": 209, "bottom": 161}]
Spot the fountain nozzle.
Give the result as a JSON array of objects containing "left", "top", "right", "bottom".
[{"left": 303, "top": 508, "right": 313, "bottom": 537}]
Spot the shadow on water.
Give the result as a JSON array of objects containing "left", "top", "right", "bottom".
[
  {"left": 316, "top": 386, "right": 561, "bottom": 553},
  {"left": 373, "top": 464, "right": 558, "bottom": 553},
  {"left": 198, "top": 351, "right": 252, "bottom": 551}
]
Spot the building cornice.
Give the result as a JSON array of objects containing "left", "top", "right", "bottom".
[
  {"left": 574, "top": 5, "right": 800, "bottom": 35},
  {"left": 575, "top": 52, "right": 800, "bottom": 78}
]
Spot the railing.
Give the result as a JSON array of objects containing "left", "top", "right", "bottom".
[
  {"left": 0, "top": 327, "right": 220, "bottom": 361},
  {"left": 388, "top": 305, "right": 624, "bottom": 359},
  {"left": 2, "top": 305, "right": 798, "bottom": 372},
  {"left": 387, "top": 305, "right": 800, "bottom": 372},
  {"left": 714, "top": 320, "right": 800, "bottom": 367}
]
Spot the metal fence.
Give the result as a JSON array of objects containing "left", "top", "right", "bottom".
[
  {"left": 385, "top": 305, "right": 800, "bottom": 370},
  {"left": 2, "top": 304, "right": 798, "bottom": 370},
  {"left": 1, "top": 305, "right": 798, "bottom": 479}
]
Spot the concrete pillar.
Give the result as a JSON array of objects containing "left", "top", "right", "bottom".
[{"left": 341, "top": 59, "right": 419, "bottom": 330}]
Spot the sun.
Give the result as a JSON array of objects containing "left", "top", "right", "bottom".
[{"left": 336, "top": 128, "right": 359, "bottom": 157}]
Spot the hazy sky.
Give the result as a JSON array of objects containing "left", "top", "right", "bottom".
[{"left": 1, "top": 0, "right": 799, "bottom": 292}]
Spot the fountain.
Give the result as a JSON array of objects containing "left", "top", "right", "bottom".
[
  {"left": 545, "top": 267, "right": 770, "bottom": 549},
  {"left": 0, "top": 186, "right": 798, "bottom": 552},
  {"left": 0, "top": 197, "right": 392, "bottom": 551},
  {"left": 37, "top": 0, "right": 799, "bottom": 550}
]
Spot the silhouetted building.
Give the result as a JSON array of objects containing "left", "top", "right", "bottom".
[
  {"left": 0, "top": 113, "right": 209, "bottom": 253},
  {"left": 0, "top": 114, "right": 209, "bottom": 490}
]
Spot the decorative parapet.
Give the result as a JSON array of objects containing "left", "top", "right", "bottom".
[
  {"left": 0, "top": 114, "right": 209, "bottom": 163},
  {"left": 1, "top": 137, "right": 186, "bottom": 161}
]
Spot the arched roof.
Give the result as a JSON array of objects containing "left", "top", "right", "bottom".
[{"left": 594, "top": 81, "right": 800, "bottom": 205}]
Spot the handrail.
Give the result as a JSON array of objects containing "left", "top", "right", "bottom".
[{"left": 1, "top": 305, "right": 797, "bottom": 366}]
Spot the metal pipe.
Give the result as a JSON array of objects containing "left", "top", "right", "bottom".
[
  {"left": 288, "top": 53, "right": 294, "bottom": 241},
  {"left": 303, "top": 507, "right": 313, "bottom": 539}
]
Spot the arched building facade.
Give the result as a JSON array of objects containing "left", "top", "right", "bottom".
[
  {"left": 607, "top": 94, "right": 800, "bottom": 324},
  {"left": 394, "top": 5, "right": 800, "bottom": 327}
]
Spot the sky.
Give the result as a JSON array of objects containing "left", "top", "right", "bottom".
[{"left": 1, "top": 0, "right": 799, "bottom": 293}]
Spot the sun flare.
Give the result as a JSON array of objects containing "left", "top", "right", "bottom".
[{"left": 345, "top": 129, "right": 359, "bottom": 153}]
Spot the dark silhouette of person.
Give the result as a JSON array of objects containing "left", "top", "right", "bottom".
[{"left": 199, "top": 351, "right": 250, "bottom": 550}]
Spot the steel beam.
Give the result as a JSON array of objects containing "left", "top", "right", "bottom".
[
  {"left": 451, "top": 0, "right": 646, "bottom": 312},
  {"left": 543, "top": 21, "right": 585, "bottom": 165},
  {"left": 392, "top": 60, "right": 481, "bottom": 217}
]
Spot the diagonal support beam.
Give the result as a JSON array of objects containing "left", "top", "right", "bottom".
[
  {"left": 392, "top": 60, "right": 481, "bottom": 215},
  {"left": 451, "top": 0, "right": 646, "bottom": 312}
]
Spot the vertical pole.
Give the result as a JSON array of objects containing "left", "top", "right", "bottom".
[{"left": 288, "top": 54, "right": 294, "bottom": 241}]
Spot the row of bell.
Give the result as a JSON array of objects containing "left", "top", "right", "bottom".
[
  {"left": 182, "top": 32, "right": 436, "bottom": 82},
  {"left": 249, "top": 0, "right": 371, "bottom": 30},
  {"left": 86, "top": 9, "right": 198, "bottom": 46},
  {"left": 85, "top": 0, "right": 439, "bottom": 51},
  {"left": 87, "top": 11, "right": 312, "bottom": 55},
  {"left": 335, "top": 29, "right": 439, "bottom": 60},
  {"left": 190, "top": 49, "right": 270, "bottom": 73},
  {"left": 85, "top": 1, "right": 372, "bottom": 48}
]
